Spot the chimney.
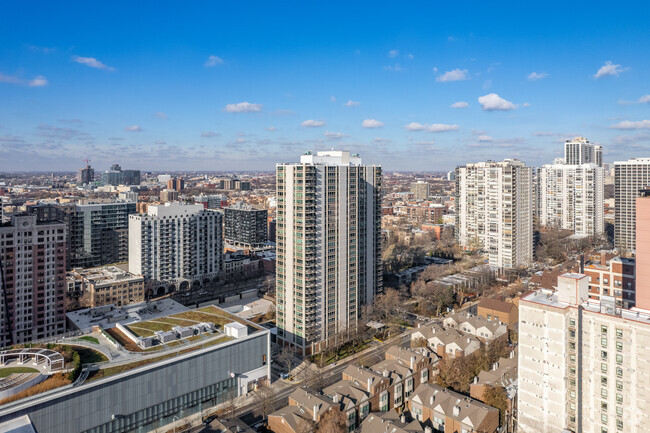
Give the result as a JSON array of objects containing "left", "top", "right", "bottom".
[
  {"left": 493, "top": 362, "right": 499, "bottom": 371},
  {"left": 453, "top": 406, "right": 460, "bottom": 417},
  {"left": 429, "top": 395, "right": 434, "bottom": 405},
  {"left": 313, "top": 405, "right": 318, "bottom": 422},
  {"left": 410, "top": 356, "right": 416, "bottom": 369},
  {"left": 580, "top": 254, "right": 585, "bottom": 273},
  {"left": 367, "top": 377, "right": 372, "bottom": 392},
  {"left": 510, "top": 350, "right": 515, "bottom": 359},
  {"left": 424, "top": 427, "right": 432, "bottom": 433},
  {"left": 383, "top": 370, "right": 389, "bottom": 377},
  {"left": 400, "top": 414, "right": 406, "bottom": 424},
  {"left": 333, "top": 393, "right": 339, "bottom": 403},
  {"left": 473, "top": 376, "right": 479, "bottom": 384}
]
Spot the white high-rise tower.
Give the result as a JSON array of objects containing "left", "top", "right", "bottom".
[
  {"left": 455, "top": 159, "right": 533, "bottom": 268},
  {"left": 275, "top": 151, "right": 382, "bottom": 355}
]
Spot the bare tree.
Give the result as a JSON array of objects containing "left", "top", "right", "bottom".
[
  {"left": 252, "top": 384, "right": 278, "bottom": 420},
  {"left": 315, "top": 410, "right": 347, "bottom": 433},
  {"left": 277, "top": 346, "right": 294, "bottom": 375}
]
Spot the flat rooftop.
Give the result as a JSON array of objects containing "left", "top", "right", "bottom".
[{"left": 67, "top": 298, "right": 189, "bottom": 331}]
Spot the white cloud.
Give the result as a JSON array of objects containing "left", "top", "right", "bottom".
[
  {"left": 478, "top": 135, "right": 493, "bottom": 142},
  {"left": 594, "top": 61, "right": 628, "bottom": 79},
  {"left": 362, "top": 119, "right": 384, "bottom": 128},
  {"left": 527, "top": 72, "right": 548, "bottom": 81},
  {"left": 1, "top": 73, "right": 48, "bottom": 87},
  {"left": 224, "top": 102, "right": 262, "bottom": 113},
  {"left": 344, "top": 100, "right": 360, "bottom": 107},
  {"left": 28, "top": 76, "right": 48, "bottom": 87},
  {"left": 639, "top": 95, "right": 650, "bottom": 104},
  {"left": 205, "top": 55, "right": 224, "bottom": 67},
  {"left": 610, "top": 120, "right": 650, "bottom": 130},
  {"left": 124, "top": 125, "right": 142, "bottom": 132},
  {"left": 155, "top": 112, "right": 167, "bottom": 119},
  {"left": 324, "top": 131, "right": 345, "bottom": 140},
  {"left": 384, "top": 64, "right": 405, "bottom": 72},
  {"left": 522, "top": 102, "right": 531, "bottom": 107},
  {"left": 405, "top": 122, "right": 459, "bottom": 132},
  {"left": 533, "top": 131, "right": 556, "bottom": 137},
  {"left": 478, "top": 93, "right": 517, "bottom": 111},
  {"left": 451, "top": 101, "right": 469, "bottom": 109},
  {"left": 406, "top": 53, "right": 414, "bottom": 59},
  {"left": 436, "top": 68, "right": 469, "bottom": 82},
  {"left": 388, "top": 49, "right": 399, "bottom": 58},
  {"left": 302, "top": 119, "right": 326, "bottom": 127},
  {"left": 405, "top": 122, "right": 427, "bottom": 131},
  {"left": 201, "top": 131, "right": 219, "bottom": 137},
  {"left": 266, "top": 126, "right": 276, "bottom": 131},
  {"left": 72, "top": 55, "right": 115, "bottom": 71}
]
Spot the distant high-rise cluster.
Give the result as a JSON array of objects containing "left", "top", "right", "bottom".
[
  {"left": 455, "top": 159, "right": 533, "bottom": 268},
  {"left": 276, "top": 151, "right": 382, "bottom": 355},
  {"left": 166, "top": 177, "right": 185, "bottom": 191},
  {"left": 100, "top": 163, "right": 141, "bottom": 186}
]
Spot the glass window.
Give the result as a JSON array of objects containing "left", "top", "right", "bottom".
[
  {"left": 616, "top": 367, "right": 623, "bottom": 377},
  {"left": 602, "top": 388, "right": 608, "bottom": 398},
  {"left": 601, "top": 325, "right": 608, "bottom": 334},
  {"left": 601, "top": 414, "right": 608, "bottom": 423},
  {"left": 601, "top": 337, "right": 608, "bottom": 347},
  {"left": 601, "top": 363, "right": 608, "bottom": 373},
  {"left": 616, "top": 354, "right": 623, "bottom": 364},
  {"left": 616, "top": 341, "right": 623, "bottom": 351},
  {"left": 616, "top": 406, "right": 623, "bottom": 416}
]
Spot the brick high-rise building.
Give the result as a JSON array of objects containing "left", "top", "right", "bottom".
[
  {"left": 0, "top": 215, "right": 67, "bottom": 346},
  {"left": 410, "top": 181, "right": 430, "bottom": 200},
  {"left": 276, "top": 151, "right": 382, "bottom": 355},
  {"left": 77, "top": 163, "right": 94, "bottom": 185},
  {"left": 167, "top": 177, "right": 185, "bottom": 192}
]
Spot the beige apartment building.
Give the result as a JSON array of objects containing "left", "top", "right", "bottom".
[
  {"left": 518, "top": 273, "right": 650, "bottom": 432},
  {"left": 67, "top": 265, "right": 145, "bottom": 307}
]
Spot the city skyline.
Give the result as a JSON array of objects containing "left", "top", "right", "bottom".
[{"left": 1, "top": 1, "right": 650, "bottom": 171}]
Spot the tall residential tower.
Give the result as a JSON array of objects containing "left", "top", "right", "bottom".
[
  {"left": 614, "top": 158, "right": 650, "bottom": 252},
  {"left": 538, "top": 163, "right": 604, "bottom": 237},
  {"left": 276, "top": 151, "right": 382, "bottom": 355},
  {"left": 564, "top": 136, "right": 603, "bottom": 166},
  {"left": 455, "top": 159, "right": 533, "bottom": 268}
]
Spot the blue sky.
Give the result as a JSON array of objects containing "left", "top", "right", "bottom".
[{"left": 1, "top": 1, "right": 649, "bottom": 171}]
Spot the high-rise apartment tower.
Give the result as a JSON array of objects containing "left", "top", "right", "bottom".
[
  {"left": 564, "top": 136, "right": 603, "bottom": 167},
  {"left": 455, "top": 159, "right": 533, "bottom": 268},
  {"left": 614, "top": 158, "right": 650, "bottom": 253},
  {"left": 275, "top": 151, "right": 382, "bottom": 355}
]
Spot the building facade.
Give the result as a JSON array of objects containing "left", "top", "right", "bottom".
[
  {"left": 100, "top": 164, "right": 141, "bottom": 186},
  {"left": 77, "top": 164, "right": 94, "bottom": 185},
  {"left": 128, "top": 202, "right": 223, "bottom": 290},
  {"left": 0, "top": 215, "right": 66, "bottom": 346},
  {"left": 564, "top": 136, "right": 603, "bottom": 167},
  {"left": 410, "top": 181, "right": 430, "bottom": 200},
  {"left": 518, "top": 273, "right": 650, "bottom": 432},
  {"left": 455, "top": 159, "right": 533, "bottom": 268},
  {"left": 0, "top": 326, "right": 271, "bottom": 433},
  {"left": 28, "top": 201, "right": 137, "bottom": 269},
  {"left": 166, "top": 177, "right": 185, "bottom": 191},
  {"left": 66, "top": 265, "right": 145, "bottom": 307},
  {"left": 224, "top": 203, "right": 268, "bottom": 248},
  {"left": 614, "top": 158, "right": 650, "bottom": 252},
  {"left": 584, "top": 255, "right": 636, "bottom": 309},
  {"left": 538, "top": 163, "right": 604, "bottom": 237},
  {"left": 276, "top": 151, "right": 382, "bottom": 354}
]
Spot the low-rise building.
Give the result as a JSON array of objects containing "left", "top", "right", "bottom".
[
  {"left": 442, "top": 311, "right": 508, "bottom": 342},
  {"left": 359, "top": 411, "right": 423, "bottom": 433},
  {"left": 408, "top": 383, "right": 499, "bottom": 433},
  {"left": 477, "top": 298, "right": 519, "bottom": 327},
  {"left": 411, "top": 323, "right": 481, "bottom": 359},
  {"left": 67, "top": 265, "right": 145, "bottom": 307}
]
